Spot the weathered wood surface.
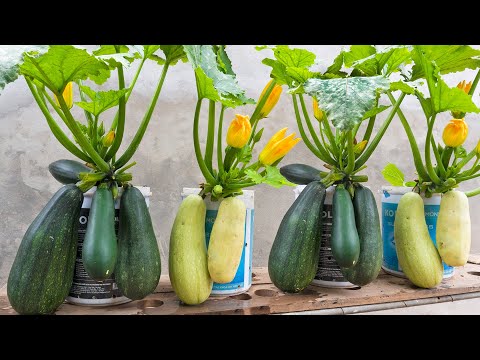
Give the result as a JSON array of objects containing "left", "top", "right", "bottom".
[{"left": 1, "top": 255, "right": 480, "bottom": 315}]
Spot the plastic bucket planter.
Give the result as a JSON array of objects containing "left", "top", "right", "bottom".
[
  {"left": 294, "top": 185, "right": 356, "bottom": 288},
  {"left": 181, "top": 188, "right": 254, "bottom": 296},
  {"left": 66, "top": 186, "right": 152, "bottom": 306},
  {"left": 381, "top": 186, "right": 454, "bottom": 279}
]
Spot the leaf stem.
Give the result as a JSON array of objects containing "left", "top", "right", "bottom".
[
  {"left": 193, "top": 99, "right": 217, "bottom": 185},
  {"left": 425, "top": 113, "right": 441, "bottom": 184},
  {"left": 345, "top": 130, "right": 355, "bottom": 175},
  {"left": 217, "top": 105, "right": 225, "bottom": 175},
  {"left": 204, "top": 100, "right": 216, "bottom": 173}
]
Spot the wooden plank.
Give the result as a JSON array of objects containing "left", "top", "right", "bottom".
[{"left": 2, "top": 263, "right": 480, "bottom": 315}]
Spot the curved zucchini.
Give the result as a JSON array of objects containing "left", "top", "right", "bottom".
[
  {"left": 7, "top": 184, "right": 83, "bottom": 314},
  {"left": 169, "top": 195, "right": 212, "bottom": 305},
  {"left": 331, "top": 186, "right": 360, "bottom": 268},
  {"left": 436, "top": 190, "right": 471, "bottom": 266},
  {"left": 116, "top": 186, "right": 161, "bottom": 300},
  {"left": 82, "top": 185, "right": 117, "bottom": 281},
  {"left": 268, "top": 181, "right": 326, "bottom": 293},
  {"left": 48, "top": 159, "right": 91, "bottom": 184},
  {"left": 208, "top": 197, "right": 246, "bottom": 283},
  {"left": 280, "top": 163, "right": 321, "bottom": 185},
  {"left": 341, "top": 186, "right": 382, "bottom": 286},
  {"left": 394, "top": 192, "right": 443, "bottom": 288}
]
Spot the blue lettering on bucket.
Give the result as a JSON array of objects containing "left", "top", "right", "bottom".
[
  {"left": 382, "top": 200, "right": 454, "bottom": 277},
  {"left": 205, "top": 209, "right": 254, "bottom": 292}
]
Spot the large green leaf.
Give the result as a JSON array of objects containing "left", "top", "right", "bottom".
[
  {"left": 75, "top": 85, "right": 129, "bottom": 116},
  {"left": 184, "top": 45, "right": 253, "bottom": 107},
  {"left": 304, "top": 76, "right": 390, "bottom": 131},
  {"left": 324, "top": 51, "right": 347, "bottom": 78},
  {"left": 343, "top": 45, "right": 377, "bottom": 76},
  {"left": 259, "top": 45, "right": 316, "bottom": 87},
  {"left": 411, "top": 45, "right": 480, "bottom": 80},
  {"left": 0, "top": 45, "right": 48, "bottom": 94},
  {"left": 160, "top": 45, "right": 187, "bottom": 65},
  {"left": 414, "top": 46, "right": 480, "bottom": 115},
  {"left": 20, "top": 45, "right": 109, "bottom": 93}
]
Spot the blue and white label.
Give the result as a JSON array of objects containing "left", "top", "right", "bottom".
[{"left": 381, "top": 188, "right": 454, "bottom": 278}]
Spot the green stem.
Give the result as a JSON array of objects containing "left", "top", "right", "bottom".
[
  {"left": 204, "top": 100, "right": 216, "bottom": 173},
  {"left": 442, "top": 147, "right": 454, "bottom": 170},
  {"left": 322, "top": 115, "right": 339, "bottom": 158},
  {"left": 56, "top": 91, "right": 110, "bottom": 173},
  {"left": 430, "top": 137, "right": 446, "bottom": 178},
  {"left": 299, "top": 95, "right": 335, "bottom": 164},
  {"left": 110, "top": 59, "right": 146, "bottom": 132},
  {"left": 468, "top": 69, "right": 480, "bottom": 96},
  {"left": 469, "top": 159, "right": 480, "bottom": 175},
  {"left": 116, "top": 161, "right": 136, "bottom": 174},
  {"left": 27, "top": 79, "right": 92, "bottom": 163},
  {"left": 425, "top": 113, "right": 441, "bottom": 184},
  {"left": 455, "top": 149, "right": 477, "bottom": 171},
  {"left": 466, "top": 187, "right": 480, "bottom": 197},
  {"left": 41, "top": 88, "right": 68, "bottom": 124},
  {"left": 227, "top": 182, "right": 256, "bottom": 189},
  {"left": 78, "top": 80, "right": 94, "bottom": 129},
  {"left": 114, "top": 63, "right": 170, "bottom": 169},
  {"left": 92, "top": 115, "right": 99, "bottom": 150},
  {"left": 193, "top": 99, "right": 217, "bottom": 185},
  {"left": 105, "top": 49, "right": 127, "bottom": 162},
  {"left": 291, "top": 95, "right": 328, "bottom": 162},
  {"left": 386, "top": 91, "right": 430, "bottom": 180},
  {"left": 456, "top": 173, "right": 480, "bottom": 182},
  {"left": 217, "top": 105, "right": 225, "bottom": 175},
  {"left": 248, "top": 79, "right": 276, "bottom": 134},
  {"left": 345, "top": 130, "right": 355, "bottom": 175},
  {"left": 362, "top": 115, "right": 376, "bottom": 143},
  {"left": 355, "top": 92, "right": 406, "bottom": 170}
]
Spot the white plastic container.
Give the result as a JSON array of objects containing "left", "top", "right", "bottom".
[
  {"left": 381, "top": 186, "right": 454, "bottom": 279},
  {"left": 66, "top": 186, "right": 152, "bottom": 306},
  {"left": 181, "top": 188, "right": 254, "bottom": 296},
  {"left": 294, "top": 185, "right": 356, "bottom": 288}
]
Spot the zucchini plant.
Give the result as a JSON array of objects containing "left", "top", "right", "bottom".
[
  {"left": 169, "top": 45, "right": 300, "bottom": 304},
  {"left": 379, "top": 45, "right": 480, "bottom": 276},
  {"left": 260, "top": 45, "right": 413, "bottom": 288},
  {"left": 1, "top": 45, "right": 184, "bottom": 312}
]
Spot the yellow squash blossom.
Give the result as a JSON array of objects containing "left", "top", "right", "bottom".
[
  {"left": 442, "top": 119, "right": 468, "bottom": 148},
  {"left": 259, "top": 127, "right": 301, "bottom": 166},
  {"left": 313, "top": 98, "right": 322, "bottom": 121},
  {"left": 54, "top": 82, "right": 73, "bottom": 109},
  {"left": 354, "top": 140, "right": 368, "bottom": 155},
  {"left": 475, "top": 140, "right": 480, "bottom": 157},
  {"left": 457, "top": 80, "right": 473, "bottom": 94},
  {"left": 102, "top": 130, "right": 115, "bottom": 148},
  {"left": 226, "top": 114, "right": 251, "bottom": 148},
  {"left": 258, "top": 80, "right": 283, "bottom": 119}
]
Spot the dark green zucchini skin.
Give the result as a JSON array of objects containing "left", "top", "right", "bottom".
[
  {"left": 341, "top": 186, "right": 382, "bottom": 286},
  {"left": 7, "top": 184, "right": 83, "bottom": 314},
  {"left": 116, "top": 186, "right": 161, "bottom": 300},
  {"left": 331, "top": 186, "right": 360, "bottom": 269},
  {"left": 280, "top": 164, "right": 321, "bottom": 185},
  {"left": 48, "top": 159, "right": 91, "bottom": 184},
  {"left": 268, "top": 181, "right": 326, "bottom": 293},
  {"left": 82, "top": 186, "right": 117, "bottom": 281}
]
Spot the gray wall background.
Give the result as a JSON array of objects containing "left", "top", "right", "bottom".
[{"left": 1, "top": 45, "right": 479, "bottom": 287}]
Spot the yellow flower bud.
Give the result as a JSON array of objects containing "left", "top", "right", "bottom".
[
  {"left": 258, "top": 80, "right": 283, "bottom": 119},
  {"left": 457, "top": 80, "right": 473, "bottom": 94},
  {"left": 259, "top": 127, "right": 301, "bottom": 166},
  {"left": 354, "top": 140, "right": 368, "bottom": 155},
  {"left": 442, "top": 119, "right": 468, "bottom": 148},
  {"left": 102, "top": 130, "right": 115, "bottom": 148},
  {"left": 226, "top": 114, "right": 251, "bottom": 149},
  {"left": 313, "top": 98, "right": 322, "bottom": 121},
  {"left": 54, "top": 82, "right": 73, "bottom": 109},
  {"left": 476, "top": 140, "right": 480, "bottom": 157}
]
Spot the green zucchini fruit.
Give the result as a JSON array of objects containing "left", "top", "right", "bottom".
[
  {"left": 208, "top": 197, "right": 246, "bottom": 283},
  {"left": 268, "top": 181, "right": 326, "bottom": 293},
  {"left": 82, "top": 185, "right": 117, "bottom": 281},
  {"left": 48, "top": 159, "right": 91, "bottom": 184},
  {"left": 169, "top": 194, "right": 212, "bottom": 305},
  {"left": 436, "top": 190, "right": 471, "bottom": 267},
  {"left": 341, "top": 186, "right": 382, "bottom": 286},
  {"left": 394, "top": 192, "right": 443, "bottom": 288},
  {"left": 331, "top": 186, "right": 360, "bottom": 268},
  {"left": 280, "top": 164, "right": 321, "bottom": 185},
  {"left": 116, "top": 186, "right": 161, "bottom": 300},
  {"left": 7, "top": 184, "right": 83, "bottom": 314}
]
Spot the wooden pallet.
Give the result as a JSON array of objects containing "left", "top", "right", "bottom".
[{"left": 2, "top": 255, "right": 480, "bottom": 315}]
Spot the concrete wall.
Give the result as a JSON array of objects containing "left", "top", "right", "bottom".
[{"left": 1, "top": 45, "right": 479, "bottom": 286}]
